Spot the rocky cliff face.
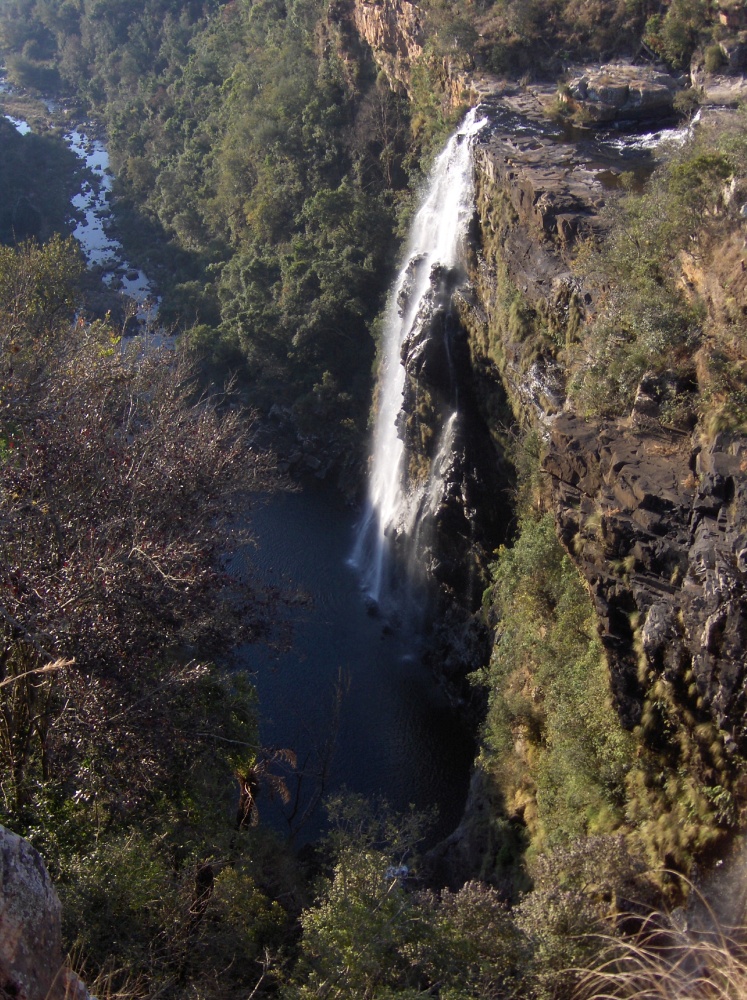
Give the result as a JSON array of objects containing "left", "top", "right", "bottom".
[
  {"left": 546, "top": 413, "right": 747, "bottom": 746},
  {"left": 345, "top": 0, "right": 747, "bottom": 827},
  {"left": 396, "top": 262, "right": 512, "bottom": 610},
  {"left": 332, "top": 0, "right": 500, "bottom": 108},
  {"left": 330, "top": 0, "right": 424, "bottom": 95},
  {"left": 461, "top": 90, "right": 747, "bottom": 755}
]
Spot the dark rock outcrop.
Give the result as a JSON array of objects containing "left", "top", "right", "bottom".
[
  {"left": 545, "top": 412, "right": 747, "bottom": 746},
  {"left": 397, "top": 264, "right": 512, "bottom": 610}
]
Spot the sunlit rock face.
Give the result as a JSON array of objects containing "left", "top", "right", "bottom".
[
  {"left": 330, "top": 0, "right": 424, "bottom": 96},
  {"left": 561, "top": 63, "right": 682, "bottom": 122}
]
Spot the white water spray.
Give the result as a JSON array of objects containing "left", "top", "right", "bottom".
[{"left": 351, "top": 108, "right": 487, "bottom": 607}]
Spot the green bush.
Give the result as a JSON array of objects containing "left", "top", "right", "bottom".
[
  {"left": 570, "top": 124, "right": 747, "bottom": 419},
  {"left": 705, "top": 42, "right": 728, "bottom": 74},
  {"left": 477, "top": 513, "right": 636, "bottom": 857}
]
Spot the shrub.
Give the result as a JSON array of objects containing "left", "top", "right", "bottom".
[
  {"left": 477, "top": 513, "right": 636, "bottom": 857},
  {"left": 705, "top": 42, "right": 728, "bottom": 75}
]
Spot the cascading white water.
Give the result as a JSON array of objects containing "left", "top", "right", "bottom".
[{"left": 351, "top": 108, "right": 487, "bottom": 607}]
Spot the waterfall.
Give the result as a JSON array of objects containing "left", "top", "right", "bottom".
[{"left": 351, "top": 108, "right": 487, "bottom": 611}]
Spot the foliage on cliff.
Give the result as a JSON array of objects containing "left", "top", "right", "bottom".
[
  {"left": 476, "top": 512, "right": 636, "bottom": 857},
  {"left": 570, "top": 111, "right": 747, "bottom": 434},
  {"left": 478, "top": 506, "right": 740, "bottom": 885},
  {"left": 419, "top": 0, "right": 725, "bottom": 81}
]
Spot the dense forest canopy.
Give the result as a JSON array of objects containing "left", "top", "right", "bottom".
[
  {"left": 0, "top": 0, "right": 727, "bottom": 467},
  {"left": 1, "top": 0, "right": 418, "bottom": 472}
]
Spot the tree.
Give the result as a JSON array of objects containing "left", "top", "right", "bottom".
[
  {"left": 284, "top": 795, "right": 525, "bottom": 999},
  {"left": 0, "top": 236, "right": 275, "bottom": 823}
]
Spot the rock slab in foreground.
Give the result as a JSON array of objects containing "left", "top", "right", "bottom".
[{"left": 0, "top": 825, "right": 88, "bottom": 1000}]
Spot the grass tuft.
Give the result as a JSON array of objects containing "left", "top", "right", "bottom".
[{"left": 574, "top": 892, "right": 747, "bottom": 999}]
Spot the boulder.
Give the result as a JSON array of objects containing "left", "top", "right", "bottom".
[
  {"left": 0, "top": 825, "right": 89, "bottom": 1000},
  {"left": 697, "top": 73, "right": 747, "bottom": 106},
  {"left": 562, "top": 63, "right": 681, "bottom": 122}
]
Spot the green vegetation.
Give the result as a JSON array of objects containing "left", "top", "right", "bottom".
[
  {"left": 2, "top": 1, "right": 747, "bottom": 997},
  {"left": 477, "top": 513, "right": 636, "bottom": 857},
  {"left": 0, "top": 117, "right": 84, "bottom": 243},
  {"left": 282, "top": 797, "right": 527, "bottom": 1000},
  {"left": 0, "top": 0, "right": 419, "bottom": 465},
  {"left": 643, "top": 0, "right": 711, "bottom": 69},
  {"left": 478, "top": 509, "right": 741, "bottom": 875},
  {"left": 569, "top": 113, "right": 747, "bottom": 433},
  {"left": 0, "top": 235, "right": 303, "bottom": 998}
]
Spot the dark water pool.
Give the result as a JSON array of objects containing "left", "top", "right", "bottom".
[{"left": 230, "top": 484, "right": 475, "bottom": 846}]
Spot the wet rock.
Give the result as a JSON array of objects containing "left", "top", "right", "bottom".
[
  {"left": 303, "top": 453, "right": 323, "bottom": 472},
  {"left": 424, "top": 766, "right": 525, "bottom": 893}
]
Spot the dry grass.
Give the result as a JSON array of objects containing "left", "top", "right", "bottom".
[{"left": 574, "top": 910, "right": 747, "bottom": 999}]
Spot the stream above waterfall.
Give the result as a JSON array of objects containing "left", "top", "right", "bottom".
[{"left": 1, "top": 75, "right": 159, "bottom": 325}]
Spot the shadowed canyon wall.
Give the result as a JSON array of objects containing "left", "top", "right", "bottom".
[{"left": 343, "top": 0, "right": 747, "bottom": 787}]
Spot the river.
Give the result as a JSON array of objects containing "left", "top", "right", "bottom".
[{"left": 1, "top": 77, "right": 158, "bottom": 324}]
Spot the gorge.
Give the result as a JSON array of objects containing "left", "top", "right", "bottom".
[{"left": 3, "top": 0, "right": 747, "bottom": 996}]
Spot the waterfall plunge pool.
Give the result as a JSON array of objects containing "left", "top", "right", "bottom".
[{"left": 230, "top": 483, "right": 476, "bottom": 847}]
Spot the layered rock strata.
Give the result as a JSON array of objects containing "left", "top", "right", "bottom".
[
  {"left": 545, "top": 413, "right": 747, "bottom": 746},
  {"left": 329, "top": 0, "right": 424, "bottom": 95}
]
